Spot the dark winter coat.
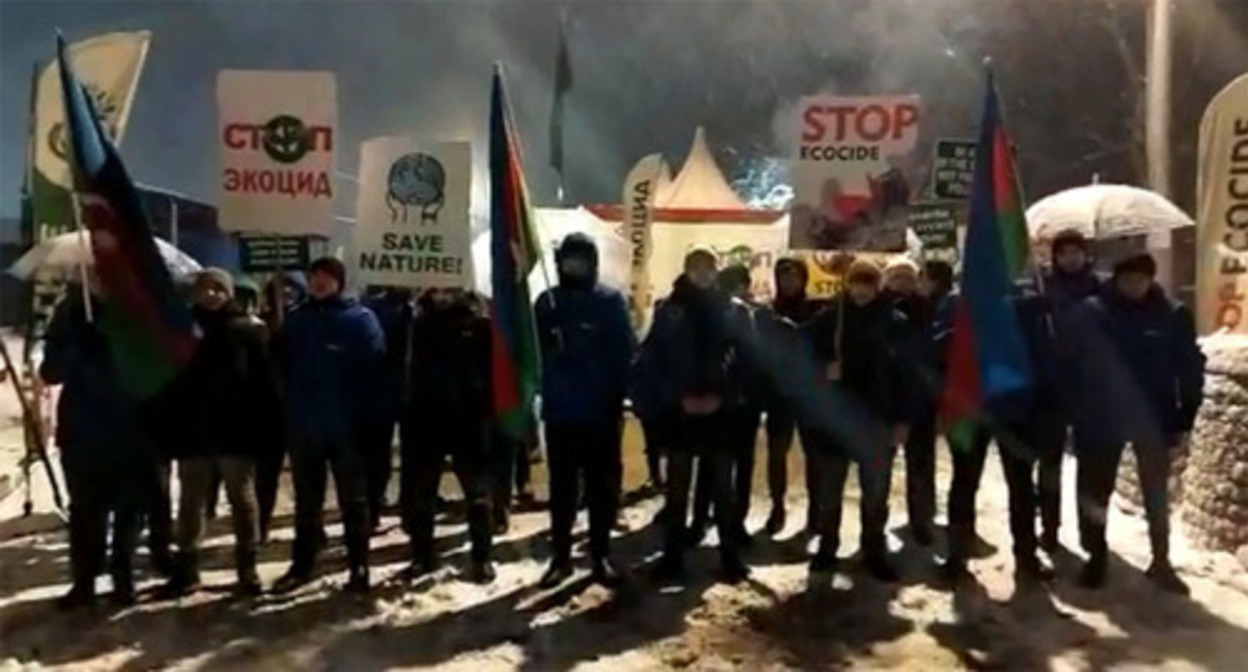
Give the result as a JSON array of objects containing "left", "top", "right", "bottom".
[
  {"left": 403, "top": 293, "right": 493, "bottom": 426},
  {"left": 1043, "top": 265, "right": 1103, "bottom": 319},
  {"left": 535, "top": 236, "right": 635, "bottom": 427},
  {"left": 755, "top": 264, "right": 827, "bottom": 414},
  {"left": 630, "top": 276, "right": 752, "bottom": 421},
  {"left": 1060, "top": 284, "right": 1205, "bottom": 448},
  {"left": 147, "top": 303, "right": 281, "bottom": 460},
  {"left": 984, "top": 283, "right": 1062, "bottom": 429},
  {"left": 279, "top": 294, "right": 386, "bottom": 446},
  {"left": 40, "top": 290, "right": 140, "bottom": 457},
  {"left": 364, "top": 290, "right": 414, "bottom": 419},
  {"left": 803, "top": 295, "right": 915, "bottom": 448}
]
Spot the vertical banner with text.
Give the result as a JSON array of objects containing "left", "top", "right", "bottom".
[
  {"left": 789, "top": 95, "right": 921, "bottom": 252},
  {"left": 619, "top": 154, "right": 665, "bottom": 329},
  {"left": 217, "top": 70, "right": 337, "bottom": 236},
  {"left": 1197, "top": 73, "right": 1248, "bottom": 335},
  {"left": 353, "top": 138, "right": 473, "bottom": 289}
]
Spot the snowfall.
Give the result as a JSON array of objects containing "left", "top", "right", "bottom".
[{"left": 3, "top": 335, "right": 1248, "bottom": 671}]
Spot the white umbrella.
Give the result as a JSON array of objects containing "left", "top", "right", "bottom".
[
  {"left": 7, "top": 230, "right": 202, "bottom": 283},
  {"left": 1026, "top": 184, "right": 1194, "bottom": 243}
]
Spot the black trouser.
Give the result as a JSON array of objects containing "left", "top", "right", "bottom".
[
  {"left": 62, "top": 449, "right": 141, "bottom": 590},
  {"left": 1077, "top": 440, "right": 1171, "bottom": 563},
  {"left": 1037, "top": 421, "right": 1066, "bottom": 538},
  {"left": 143, "top": 455, "right": 174, "bottom": 566},
  {"left": 640, "top": 413, "right": 676, "bottom": 486},
  {"left": 546, "top": 421, "right": 622, "bottom": 563},
  {"left": 904, "top": 410, "right": 938, "bottom": 534},
  {"left": 693, "top": 408, "right": 757, "bottom": 530},
  {"left": 490, "top": 430, "right": 522, "bottom": 518},
  {"left": 948, "top": 423, "right": 1050, "bottom": 563},
  {"left": 361, "top": 416, "right": 397, "bottom": 528},
  {"left": 663, "top": 414, "right": 741, "bottom": 567},
  {"left": 806, "top": 440, "right": 896, "bottom": 559},
  {"left": 289, "top": 438, "right": 371, "bottom": 573},
  {"left": 255, "top": 444, "right": 285, "bottom": 541},
  {"left": 764, "top": 408, "right": 797, "bottom": 508},
  {"left": 401, "top": 419, "right": 493, "bottom": 564},
  {"left": 795, "top": 426, "right": 823, "bottom": 530}
]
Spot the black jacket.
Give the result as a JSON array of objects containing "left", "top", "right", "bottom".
[
  {"left": 148, "top": 303, "right": 281, "bottom": 460},
  {"left": 403, "top": 293, "right": 493, "bottom": 425}
]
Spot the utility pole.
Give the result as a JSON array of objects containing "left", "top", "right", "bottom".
[{"left": 1145, "top": 0, "right": 1175, "bottom": 290}]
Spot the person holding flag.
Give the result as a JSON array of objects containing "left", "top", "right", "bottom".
[
  {"left": 938, "top": 67, "right": 1056, "bottom": 585},
  {"left": 42, "top": 33, "right": 199, "bottom": 609}
]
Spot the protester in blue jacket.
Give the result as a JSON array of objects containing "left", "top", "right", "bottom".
[
  {"left": 273, "top": 257, "right": 385, "bottom": 594},
  {"left": 534, "top": 233, "right": 636, "bottom": 589},
  {"left": 1062, "top": 251, "right": 1204, "bottom": 595},
  {"left": 634, "top": 247, "right": 753, "bottom": 585},
  {"left": 41, "top": 283, "right": 144, "bottom": 609}
]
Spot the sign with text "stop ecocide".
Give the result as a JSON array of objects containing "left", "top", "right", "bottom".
[
  {"left": 789, "top": 95, "right": 921, "bottom": 253},
  {"left": 217, "top": 70, "right": 337, "bottom": 237}
]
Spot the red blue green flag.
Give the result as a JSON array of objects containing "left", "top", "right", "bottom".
[
  {"left": 939, "top": 71, "right": 1032, "bottom": 449},
  {"left": 489, "top": 64, "right": 542, "bottom": 439},
  {"left": 56, "top": 33, "right": 196, "bottom": 400}
]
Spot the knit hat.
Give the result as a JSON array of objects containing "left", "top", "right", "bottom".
[
  {"left": 684, "top": 245, "right": 718, "bottom": 271},
  {"left": 846, "top": 258, "right": 882, "bottom": 284},
  {"left": 883, "top": 256, "right": 920, "bottom": 283},
  {"left": 1051, "top": 228, "right": 1090, "bottom": 258},
  {"left": 1112, "top": 251, "right": 1157, "bottom": 278},
  {"left": 308, "top": 256, "right": 347, "bottom": 289},
  {"left": 717, "top": 264, "right": 752, "bottom": 293},
  {"left": 194, "top": 267, "right": 235, "bottom": 298}
]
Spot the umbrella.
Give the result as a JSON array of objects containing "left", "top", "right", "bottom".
[
  {"left": 7, "top": 230, "right": 201, "bottom": 283},
  {"left": 1025, "top": 184, "right": 1194, "bottom": 243}
]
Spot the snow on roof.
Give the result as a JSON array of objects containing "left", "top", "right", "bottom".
[{"left": 657, "top": 126, "right": 747, "bottom": 211}]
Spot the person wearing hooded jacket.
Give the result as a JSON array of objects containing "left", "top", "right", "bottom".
[
  {"left": 399, "top": 287, "right": 497, "bottom": 584},
  {"left": 881, "top": 257, "right": 941, "bottom": 546},
  {"left": 1061, "top": 252, "right": 1204, "bottom": 595},
  {"left": 256, "top": 271, "right": 308, "bottom": 543},
  {"left": 633, "top": 247, "right": 753, "bottom": 584},
  {"left": 754, "top": 257, "right": 826, "bottom": 536},
  {"left": 1036, "top": 229, "right": 1104, "bottom": 549},
  {"left": 272, "top": 258, "right": 385, "bottom": 594},
  {"left": 41, "top": 281, "right": 145, "bottom": 609},
  {"left": 362, "top": 286, "right": 413, "bottom": 532},
  {"left": 690, "top": 264, "right": 760, "bottom": 548},
  {"left": 151, "top": 268, "right": 280, "bottom": 597},
  {"left": 802, "top": 259, "right": 913, "bottom": 582},
  {"left": 534, "top": 233, "right": 636, "bottom": 589}
]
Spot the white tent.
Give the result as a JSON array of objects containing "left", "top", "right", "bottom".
[
  {"left": 657, "top": 126, "right": 747, "bottom": 211},
  {"left": 471, "top": 206, "right": 631, "bottom": 297}
]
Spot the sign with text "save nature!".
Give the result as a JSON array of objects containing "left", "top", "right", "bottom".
[{"left": 353, "top": 138, "right": 473, "bottom": 289}]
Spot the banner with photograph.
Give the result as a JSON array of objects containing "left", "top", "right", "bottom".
[
  {"left": 353, "top": 138, "right": 473, "bottom": 289},
  {"left": 789, "top": 95, "right": 921, "bottom": 252},
  {"left": 1196, "top": 73, "right": 1248, "bottom": 334}
]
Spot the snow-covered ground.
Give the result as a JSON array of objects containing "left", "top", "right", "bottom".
[{"left": 3, "top": 418, "right": 1248, "bottom": 671}]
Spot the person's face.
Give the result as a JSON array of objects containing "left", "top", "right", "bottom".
[
  {"left": 777, "top": 267, "right": 804, "bottom": 297},
  {"left": 193, "top": 278, "right": 231, "bottom": 311},
  {"left": 686, "top": 255, "right": 718, "bottom": 289},
  {"left": 886, "top": 272, "right": 917, "bottom": 296},
  {"left": 1055, "top": 245, "right": 1088, "bottom": 274},
  {"left": 1115, "top": 272, "right": 1152, "bottom": 302},
  {"left": 429, "top": 288, "right": 459, "bottom": 308},
  {"left": 308, "top": 270, "right": 341, "bottom": 300},
  {"left": 559, "top": 255, "right": 592, "bottom": 280},
  {"left": 848, "top": 279, "right": 878, "bottom": 305}
]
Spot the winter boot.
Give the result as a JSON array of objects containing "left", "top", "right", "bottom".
[
  {"left": 1078, "top": 552, "right": 1108, "bottom": 590},
  {"left": 539, "top": 559, "right": 574, "bottom": 589},
  {"left": 1146, "top": 561, "right": 1190, "bottom": 596}
]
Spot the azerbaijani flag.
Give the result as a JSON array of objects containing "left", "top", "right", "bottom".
[
  {"left": 939, "top": 71, "right": 1032, "bottom": 449},
  {"left": 489, "top": 64, "right": 542, "bottom": 440},
  {"left": 56, "top": 33, "right": 196, "bottom": 400}
]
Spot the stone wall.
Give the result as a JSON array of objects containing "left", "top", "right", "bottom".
[{"left": 1182, "top": 334, "right": 1248, "bottom": 552}]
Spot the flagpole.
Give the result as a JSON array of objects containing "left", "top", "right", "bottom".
[
  {"left": 497, "top": 61, "right": 556, "bottom": 295},
  {"left": 70, "top": 191, "right": 93, "bottom": 323},
  {"left": 169, "top": 195, "right": 179, "bottom": 248}
]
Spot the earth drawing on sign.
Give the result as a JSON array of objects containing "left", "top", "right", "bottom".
[{"left": 386, "top": 153, "right": 446, "bottom": 224}]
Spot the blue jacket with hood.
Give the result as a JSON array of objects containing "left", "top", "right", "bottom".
[
  {"left": 1060, "top": 283, "right": 1205, "bottom": 449},
  {"left": 535, "top": 233, "right": 636, "bottom": 426},
  {"left": 278, "top": 291, "right": 386, "bottom": 447}
]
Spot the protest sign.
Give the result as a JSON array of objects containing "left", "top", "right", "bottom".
[
  {"left": 217, "top": 70, "right": 337, "bottom": 236},
  {"left": 910, "top": 202, "right": 959, "bottom": 250},
  {"left": 353, "top": 138, "right": 472, "bottom": 289},
  {"left": 1197, "top": 74, "right": 1248, "bottom": 334},
  {"left": 931, "top": 139, "right": 977, "bottom": 200},
  {"left": 238, "top": 235, "right": 312, "bottom": 273},
  {"left": 789, "top": 95, "right": 921, "bottom": 252}
]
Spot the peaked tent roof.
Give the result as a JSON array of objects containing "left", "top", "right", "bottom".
[{"left": 657, "top": 126, "right": 747, "bottom": 210}]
